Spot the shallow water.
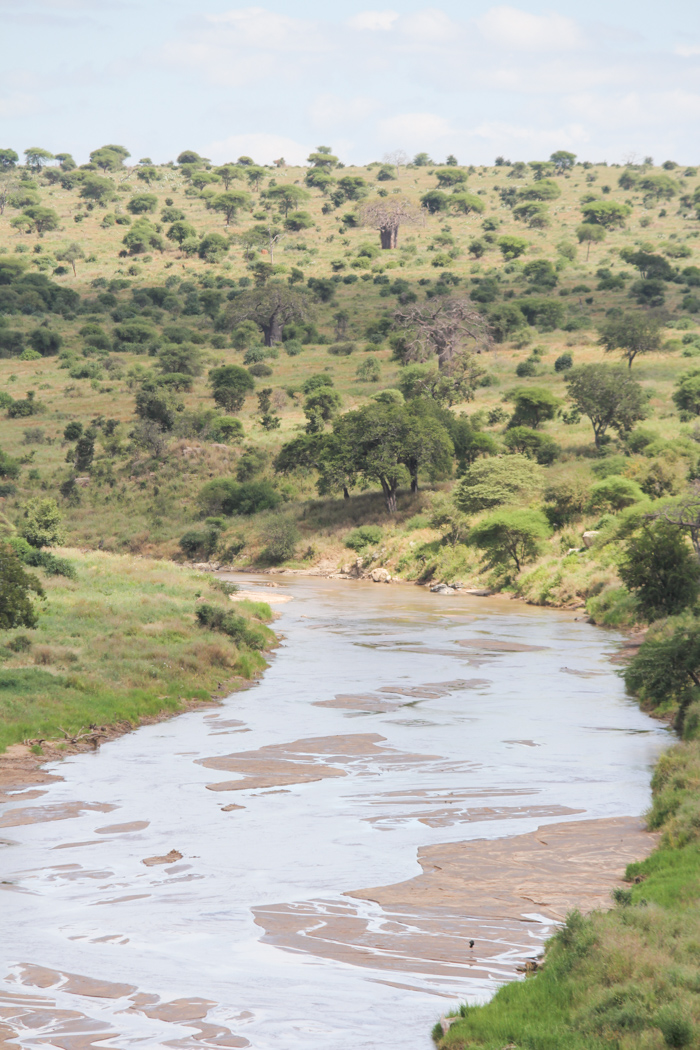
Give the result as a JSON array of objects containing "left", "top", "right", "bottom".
[{"left": 0, "top": 577, "right": 667, "bottom": 1049}]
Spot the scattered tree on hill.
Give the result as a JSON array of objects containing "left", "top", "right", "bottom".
[
  {"left": 227, "top": 284, "right": 311, "bottom": 346},
  {"left": 208, "top": 190, "right": 251, "bottom": 225},
  {"left": 0, "top": 149, "right": 18, "bottom": 170},
  {"left": 359, "top": 196, "right": 422, "bottom": 249},
  {"left": 639, "top": 174, "right": 679, "bottom": 200},
  {"left": 80, "top": 176, "right": 116, "bottom": 205},
  {"left": 167, "top": 220, "right": 197, "bottom": 246},
  {"left": 507, "top": 387, "right": 561, "bottom": 428},
  {"left": 55, "top": 243, "right": 85, "bottom": 276},
  {"left": 382, "top": 149, "right": 409, "bottom": 177},
  {"left": 11, "top": 206, "right": 59, "bottom": 235},
  {"left": 497, "top": 235, "right": 528, "bottom": 260},
  {"left": 450, "top": 192, "right": 485, "bottom": 216},
  {"left": 420, "top": 189, "right": 449, "bottom": 214},
  {"left": 24, "top": 147, "right": 54, "bottom": 171},
  {"left": 134, "top": 381, "right": 183, "bottom": 431},
  {"left": 550, "top": 150, "right": 576, "bottom": 172},
  {"left": 393, "top": 296, "right": 491, "bottom": 371},
  {"left": 576, "top": 223, "right": 606, "bottom": 259},
  {"left": 581, "top": 200, "right": 631, "bottom": 228},
  {"left": 208, "top": 365, "right": 255, "bottom": 412},
  {"left": 435, "top": 167, "right": 467, "bottom": 188},
  {"left": 266, "top": 184, "right": 310, "bottom": 216},
  {"left": 307, "top": 146, "right": 338, "bottom": 170},
  {"left": 0, "top": 542, "right": 44, "bottom": 629},
  {"left": 518, "top": 179, "right": 561, "bottom": 201},
  {"left": 598, "top": 314, "right": 662, "bottom": 368},
  {"left": 565, "top": 363, "right": 647, "bottom": 448},
  {"left": 127, "top": 193, "right": 158, "bottom": 215},
  {"left": 90, "top": 145, "right": 130, "bottom": 170}
]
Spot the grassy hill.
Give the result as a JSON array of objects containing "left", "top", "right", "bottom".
[{"left": 1, "top": 150, "right": 699, "bottom": 609}]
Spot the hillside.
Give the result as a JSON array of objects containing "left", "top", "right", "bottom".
[{"left": 1, "top": 147, "right": 699, "bottom": 610}]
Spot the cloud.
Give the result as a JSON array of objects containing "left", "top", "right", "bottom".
[
  {"left": 204, "top": 132, "right": 309, "bottom": 166},
  {"left": 377, "top": 112, "right": 454, "bottom": 146},
  {"left": 347, "top": 10, "right": 398, "bottom": 32},
  {"left": 0, "top": 91, "right": 42, "bottom": 118},
  {"left": 676, "top": 45, "right": 700, "bottom": 57},
  {"left": 310, "top": 94, "right": 379, "bottom": 128},
  {"left": 399, "top": 8, "right": 456, "bottom": 42},
  {"left": 476, "top": 6, "right": 585, "bottom": 51}
]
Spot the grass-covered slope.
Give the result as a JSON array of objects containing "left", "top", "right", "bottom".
[
  {"left": 0, "top": 151, "right": 699, "bottom": 609},
  {"left": 434, "top": 735, "right": 700, "bottom": 1050},
  {"left": 0, "top": 548, "right": 274, "bottom": 752}
]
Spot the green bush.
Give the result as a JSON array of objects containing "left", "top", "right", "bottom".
[
  {"left": 198, "top": 478, "right": 281, "bottom": 517},
  {"left": 588, "top": 475, "right": 645, "bottom": 512},
  {"left": 345, "top": 525, "right": 383, "bottom": 551},
  {"left": 259, "top": 519, "right": 300, "bottom": 564}
]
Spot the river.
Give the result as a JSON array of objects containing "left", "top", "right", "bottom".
[{"left": 0, "top": 576, "right": 667, "bottom": 1050}]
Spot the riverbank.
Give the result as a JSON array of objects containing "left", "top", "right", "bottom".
[
  {"left": 0, "top": 549, "right": 276, "bottom": 764},
  {"left": 433, "top": 737, "right": 699, "bottom": 1049}
]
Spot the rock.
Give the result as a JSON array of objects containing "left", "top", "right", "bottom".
[
  {"left": 430, "top": 583, "right": 455, "bottom": 595},
  {"left": 142, "top": 849, "right": 182, "bottom": 867},
  {"left": 439, "top": 1017, "right": 460, "bottom": 1036},
  {"left": 192, "top": 562, "right": 220, "bottom": 572},
  {"left": 582, "top": 530, "right": 600, "bottom": 548},
  {"left": 370, "top": 567, "right": 391, "bottom": 583},
  {"left": 463, "top": 588, "right": 493, "bottom": 596},
  {"left": 74, "top": 476, "right": 90, "bottom": 488}
]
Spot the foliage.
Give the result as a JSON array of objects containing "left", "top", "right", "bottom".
[
  {"left": 598, "top": 313, "right": 662, "bottom": 368},
  {"left": 454, "top": 454, "right": 543, "bottom": 514},
  {"left": 507, "top": 386, "right": 561, "bottom": 428},
  {"left": 469, "top": 508, "right": 551, "bottom": 573},
  {"left": 345, "top": 525, "right": 383, "bottom": 551},
  {"left": 565, "top": 364, "right": 647, "bottom": 448},
  {"left": 19, "top": 498, "right": 64, "bottom": 548},
  {"left": 588, "top": 475, "right": 645, "bottom": 511},
  {"left": 259, "top": 519, "right": 300, "bottom": 564},
  {"left": 619, "top": 520, "right": 700, "bottom": 621},
  {"left": 209, "top": 364, "right": 255, "bottom": 412},
  {"left": 198, "top": 478, "right": 281, "bottom": 517},
  {"left": 0, "top": 542, "right": 44, "bottom": 629}
]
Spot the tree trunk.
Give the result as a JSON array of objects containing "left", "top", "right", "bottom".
[
  {"left": 392, "top": 225, "right": 399, "bottom": 248},
  {"left": 380, "top": 477, "right": 398, "bottom": 513},
  {"left": 380, "top": 227, "right": 393, "bottom": 250}
]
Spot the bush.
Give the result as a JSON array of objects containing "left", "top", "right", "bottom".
[
  {"left": 554, "top": 351, "right": 573, "bottom": 372},
  {"left": 328, "top": 341, "right": 356, "bottom": 355},
  {"left": 0, "top": 542, "right": 45, "bottom": 629},
  {"left": 259, "top": 519, "right": 300, "bottom": 564},
  {"left": 657, "top": 1007, "right": 694, "bottom": 1048},
  {"left": 345, "top": 525, "right": 383, "bottom": 551},
  {"left": 355, "top": 358, "right": 381, "bottom": 382},
  {"left": 469, "top": 508, "right": 551, "bottom": 573},
  {"left": 283, "top": 338, "right": 303, "bottom": 356},
  {"left": 515, "top": 358, "right": 538, "bottom": 377},
  {"left": 19, "top": 498, "right": 64, "bottom": 548},
  {"left": 179, "top": 529, "right": 219, "bottom": 560},
  {"left": 195, "top": 603, "right": 267, "bottom": 650},
  {"left": 619, "top": 520, "right": 700, "bottom": 621},
  {"left": 588, "top": 475, "right": 645, "bottom": 512},
  {"left": 198, "top": 478, "right": 281, "bottom": 517},
  {"left": 454, "top": 455, "right": 543, "bottom": 514}
]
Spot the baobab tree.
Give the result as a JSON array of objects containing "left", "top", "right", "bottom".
[
  {"left": 393, "top": 296, "right": 492, "bottom": 370},
  {"left": 359, "top": 195, "right": 422, "bottom": 249}
]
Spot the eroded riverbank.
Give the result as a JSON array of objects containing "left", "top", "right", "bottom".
[{"left": 0, "top": 577, "right": 668, "bottom": 1049}]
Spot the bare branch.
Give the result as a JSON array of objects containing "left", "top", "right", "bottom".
[
  {"left": 359, "top": 195, "right": 423, "bottom": 249},
  {"left": 393, "top": 296, "right": 492, "bottom": 370}
]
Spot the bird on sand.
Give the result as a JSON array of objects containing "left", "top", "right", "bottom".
[{"left": 469, "top": 939, "right": 474, "bottom": 948}]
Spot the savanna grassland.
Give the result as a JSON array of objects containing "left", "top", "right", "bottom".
[{"left": 0, "top": 148, "right": 698, "bottom": 604}]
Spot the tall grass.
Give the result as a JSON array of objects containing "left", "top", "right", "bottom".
[{"left": 0, "top": 548, "right": 273, "bottom": 751}]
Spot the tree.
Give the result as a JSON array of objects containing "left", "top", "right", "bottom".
[
  {"left": 673, "top": 370, "right": 700, "bottom": 419},
  {"left": 413, "top": 152, "right": 432, "bottom": 166},
  {"left": 73, "top": 431, "right": 95, "bottom": 472},
  {"left": 651, "top": 484, "right": 700, "bottom": 558},
  {"left": 305, "top": 169, "right": 336, "bottom": 193},
  {"left": 167, "top": 220, "right": 197, "bottom": 246},
  {"left": 127, "top": 193, "right": 158, "bottom": 215},
  {"left": 396, "top": 360, "right": 485, "bottom": 407},
  {"left": 550, "top": 150, "right": 576, "bottom": 172},
  {"left": 266, "top": 184, "right": 310, "bottom": 216},
  {"left": 337, "top": 175, "right": 367, "bottom": 201},
  {"left": 285, "top": 210, "right": 313, "bottom": 231},
  {"left": 55, "top": 242, "right": 85, "bottom": 276},
  {"left": 24, "top": 147, "right": 54, "bottom": 171},
  {"left": 208, "top": 364, "right": 255, "bottom": 412},
  {"left": 332, "top": 401, "right": 453, "bottom": 511},
  {"left": 581, "top": 200, "right": 631, "bottom": 228},
  {"left": 122, "top": 219, "right": 164, "bottom": 254},
  {"left": 79, "top": 176, "right": 116, "bottom": 205},
  {"left": 304, "top": 388, "right": 342, "bottom": 433},
  {"left": 450, "top": 192, "right": 485, "bottom": 216},
  {"left": 619, "top": 520, "right": 700, "bottom": 621},
  {"left": 588, "top": 476, "right": 645, "bottom": 511},
  {"left": 89, "top": 145, "right": 129, "bottom": 171},
  {"left": 619, "top": 248, "right": 674, "bottom": 281},
  {"left": 454, "top": 455, "right": 543, "bottom": 514},
  {"left": 0, "top": 149, "right": 18, "bottom": 170},
  {"left": 420, "top": 189, "right": 449, "bottom": 214},
  {"left": 513, "top": 201, "right": 550, "bottom": 228},
  {"left": 214, "top": 164, "right": 244, "bottom": 189},
  {"left": 0, "top": 542, "right": 44, "bottom": 629},
  {"left": 359, "top": 195, "right": 422, "bottom": 249},
  {"left": 158, "top": 343, "right": 203, "bottom": 377},
  {"left": 507, "top": 386, "right": 561, "bottom": 428},
  {"left": 503, "top": 427, "right": 559, "bottom": 464},
  {"left": 209, "top": 190, "right": 251, "bottom": 225},
  {"left": 497, "top": 235, "right": 528, "bottom": 260},
  {"left": 134, "top": 381, "right": 183, "bottom": 431},
  {"left": 469, "top": 508, "right": 551, "bottom": 573},
  {"left": 29, "top": 328, "right": 62, "bottom": 356},
  {"left": 382, "top": 150, "right": 409, "bottom": 177},
  {"left": 639, "top": 174, "right": 679, "bottom": 200},
  {"left": 435, "top": 167, "right": 467, "bottom": 188},
  {"left": 20, "top": 497, "right": 64, "bottom": 548},
  {"left": 393, "top": 296, "right": 491, "bottom": 371},
  {"left": 136, "top": 166, "right": 160, "bottom": 186},
  {"left": 14, "top": 206, "right": 59, "bottom": 235},
  {"left": 598, "top": 314, "right": 662, "bottom": 369},
  {"left": 307, "top": 146, "right": 338, "bottom": 170},
  {"left": 576, "top": 223, "right": 606, "bottom": 259},
  {"left": 565, "top": 363, "right": 647, "bottom": 448},
  {"left": 517, "top": 179, "right": 561, "bottom": 201},
  {"left": 624, "top": 613, "right": 700, "bottom": 731},
  {"left": 225, "top": 283, "right": 311, "bottom": 346}
]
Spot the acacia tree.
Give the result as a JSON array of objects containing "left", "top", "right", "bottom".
[
  {"left": 393, "top": 296, "right": 491, "bottom": 371},
  {"left": 226, "top": 283, "right": 311, "bottom": 346},
  {"left": 24, "top": 147, "right": 54, "bottom": 171},
  {"left": 383, "top": 149, "right": 409, "bottom": 177},
  {"left": 214, "top": 164, "right": 244, "bottom": 189},
  {"left": 359, "top": 196, "right": 423, "bottom": 249},
  {"left": 0, "top": 542, "right": 44, "bottom": 629},
  {"left": 266, "top": 184, "right": 310, "bottom": 216},
  {"left": 208, "top": 190, "right": 251, "bottom": 225},
  {"left": 576, "top": 223, "right": 606, "bottom": 260},
  {"left": 565, "top": 363, "right": 647, "bottom": 448},
  {"left": 55, "top": 242, "right": 85, "bottom": 276},
  {"left": 598, "top": 314, "right": 662, "bottom": 368}
]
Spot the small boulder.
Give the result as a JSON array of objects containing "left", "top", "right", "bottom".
[
  {"left": 430, "top": 582, "right": 455, "bottom": 595},
  {"left": 582, "top": 530, "right": 600, "bottom": 548},
  {"left": 370, "top": 567, "right": 391, "bottom": 583}
]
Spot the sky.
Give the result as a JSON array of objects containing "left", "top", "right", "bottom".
[{"left": 1, "top": 0, "right": 699, "bottom": 168}]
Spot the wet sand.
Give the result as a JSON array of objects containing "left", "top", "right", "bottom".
[{"left": 0, "top": 578, "right": 667, "bottom": 1049}]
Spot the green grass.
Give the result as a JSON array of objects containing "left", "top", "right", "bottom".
[
  {"left": 436, "top": 738, "right": 700, "bottom": 1050},
  {"left": 0, "top": 547, "right": 274, "bottom": 751}
]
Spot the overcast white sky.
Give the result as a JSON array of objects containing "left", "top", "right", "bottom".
[{"left": 2, "top": 0, "right": 699, "bottom": 166}]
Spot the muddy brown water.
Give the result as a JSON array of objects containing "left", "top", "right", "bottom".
[{"left": 0, "top": 576, "right": 667, "bottom": 1049}]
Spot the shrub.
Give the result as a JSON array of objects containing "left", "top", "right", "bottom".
[
  {"left": 355, "top": 358, "right": 381, "bottom": 382},
  {"left": 179, "top": 529, "right": 219, "bottom": 560},
  {"left": 328, "top": 341, "right": 356, "bottom": 356},
  {"left": 454, "top": 455, "right": 543, "bottom": 514},
  {"left": 345, "top": 525, "right": 383, "bottom": 551},
  {"left": 195, "top": 603, "right": 267, "bottom": 650},
  {"left": 259, "top": 519, "right": 300, "bottom": 564},
  {"left": 0, "top": 542, "right": 45, "bottom": 629},
  {"left": 619, "top": 520, "right": 700, "bottom": 620},
  {"left": 588, "top": 476, "right": 645, "bottom": 512},
  {"left": 554, "top": 351, "right": 573, "bottom": 372},
  {"left": 19, "top": 498, "right": 64, "bottom": 548},
  {"left": 469, "top": 508, "right": 551, "bottom": 573},
  {"left": 198, "top": 478, "right": 281, "bottom": 517}
]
